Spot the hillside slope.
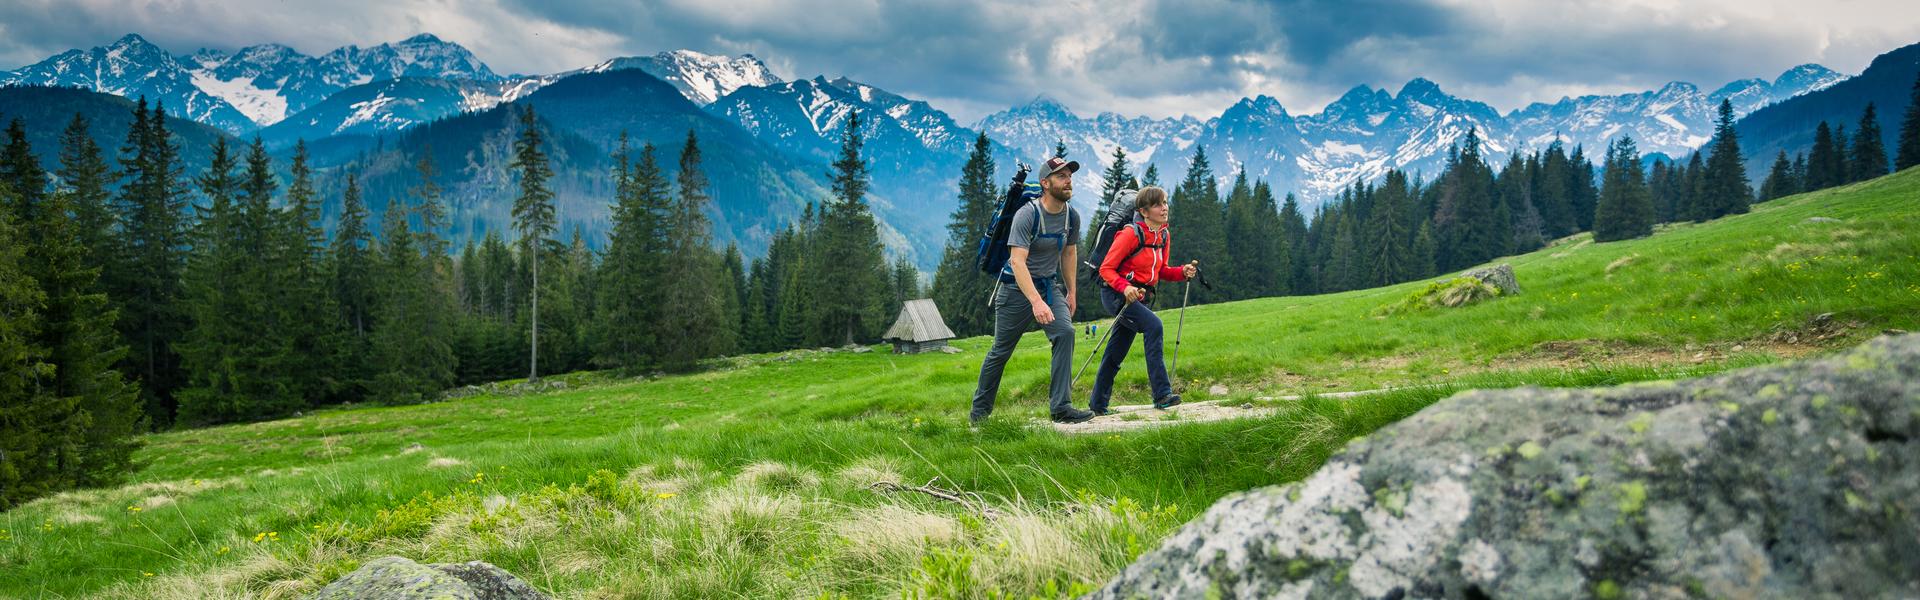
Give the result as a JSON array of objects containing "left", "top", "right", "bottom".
[{"left": 5, "top": 168, "right": 1918, "bottom": 598}]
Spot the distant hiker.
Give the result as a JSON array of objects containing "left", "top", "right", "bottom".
[
  {"left": 1088, "top": 186, "right": 1195, "bottom": 414},
  {"left": 972, "top": 157, "right": 1095, "bottom": 424}
]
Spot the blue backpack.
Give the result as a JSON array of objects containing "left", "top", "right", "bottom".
[{"left": 974, "top": 164, "right": 1037, "bottom": 275}]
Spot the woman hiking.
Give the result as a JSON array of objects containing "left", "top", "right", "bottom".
[{"left": 1088, "top": 186, "right": 1195, "bottom": 415}]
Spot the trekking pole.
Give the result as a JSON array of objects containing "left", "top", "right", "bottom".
[
  {"left": 1073, "top": 315, "right": 1120, "bottom": 385},
  {"left": 1170, "top": 279, "right": 1190, "bottom": 388}
]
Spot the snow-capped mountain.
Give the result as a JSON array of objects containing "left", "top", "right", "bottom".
[
  {"left": 0, "top": 34, "right": 257, "bottom": 133},
  {"left": 256, "top": 49, "right": 777, "bottom": 146},
  {"left": 1, "top": 33, "right": 501, "bottom": 132},
  {"left": 708, "top": 75, "right": 1018, "bottom": 265},
  {"left": 590, "top": 50, "right": 783, "bottom": 106},
  {"left": 183, "top": 33, "right": 500, "bottom": 128},
  {"left": 975, "top": 96, "right": 1203, "bottom": 199},
  {"left": 980, "top": 65, "right": 1846, "bottom": 208}
]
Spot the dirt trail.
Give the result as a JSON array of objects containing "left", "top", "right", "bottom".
[{"left": 1046, "top": 389, "right": 1396, "bottom": 434}]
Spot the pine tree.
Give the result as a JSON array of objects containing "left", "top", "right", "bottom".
[
  {"left": 1498, "top": 153, "right": 1545, "bottom": 252},
  {"left": 929, "top": 133, "right": 999, "bottom": 336},
  {"left": 811, "top": 112, "right": 889, "bottom": 345},
  {"left": 1053, "top": 140, "right": 1068, "bottom": 159},
  {"left": 723, "top": 244, "right": 748, "bottom": 351},
  {"left": 1850, "top": 102, "right": 1889, "bottom": 182},
  {"left": 654, "top": 130, "right": 737, "bottom": 369},
  {"left": 1171, "top": 146, "right": 1225, "bottom": 303},
  {"left": 109, "top": 99, "right": 190, "bottom": 426},
  {"left": 1141, "top": 164, "right": 1160, "bottom": 187},
  {"left": 1647, "top": 160, "right": 1674, "bottom": 222},
  {"left": 890, "top": 257, "right": 920, "bottom": 315},
  {"left": 1678, "top": 151, "right": 1706, "bottom": 221},
  {"left": 509, "top": 105, "right": 557, "bottom": 381},
  {"left": 1249, "top": 180, "right": 1289, "bottom": 297},
  {"left": 1897, "top": 72, "right": 1920, "bottom": 172},
  {"left": 1594, "top": 136, "right": 1654, "bottom": 242},
  {"left": 1695, "top": 99, "right": 1751, "bottom": 220},
  {"left": 1759, "top": 151, "right": 1797, "bottom": 201}
]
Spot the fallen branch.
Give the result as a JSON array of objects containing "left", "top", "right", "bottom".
[{"left": 868, "top": 477, "right": 1004, "bottom": 519}]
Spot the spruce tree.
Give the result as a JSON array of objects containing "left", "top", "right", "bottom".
[
  {"left": 46, "top": 116, "right": 143, "bottom": 484},
  {"left": 1806, "top": 126, "right": 1838, "bottom": 189},
  {"left": 1141, "top": 164, "right": 1160, "bottom": 187},
  {"left": 1536, "top": 142, "right": 1576, "bottom": 236},
  {"left": 4, "top": 119, "right": 129, "bottom": 494},
  {"left": 370, "top": 193, "right": 456, "bottom": 402},
  {"left": 1897, "top": 72, "right": 1920, "bottom": 172},
  {"left": 0, "top": 199, "right": 67, "bottom": 508},
  {"left": 1434, "top": 128, "right": 1501, "bottom": 271},
  {"left": 655, "top": 130, "right": 737, "bottom": 369},
  {"left": 1594, "top": 136, "right": 1654, "bottom": 242},
  {"left": 509, "top": 105, "right": 557, "bottom": 381},
  {"left": 1850, "top": 102, "right": 1889, "bottom": 182},
  {"left": 329, "top": 173, "right": 376, "bottom": 402},
  {"left": 1171, "top": 145, "right": 1225, "bottom": 303},
  {"left": 1693, "top": 100, "right": 1751, "bottom": 220},
  {"left": 929, "top": 133, "right": 999, "bottom": 336},
  {"left": 58, "top": 115, "right": 118, "bottom": 281},
  {"left": 594, "top": 137, "right": 669, "bottom": 370},
  {"left": 1759, "top": 151, "right": 1796, "bottom": 201},
  {"left": 1278, "top": 193, "right": 1309, "bottom": 294},
  {"left": 811, "top": 112, "right": 889, "bottom": 345},
  {"left": 110, "top": 100, "right": 190, "bottom": 426},
  {"left": 177, "top": 138, "right": 255, "bottom": 424},
  {"left": 1410, "top": 221, "right": 1438, "bottom": 280},
  {"left": 1364, "top": 170, "right": 1414, "bottom": 287},
  {"left": 1678, "top": 152, "right": 1706, "bottom": 221},
  {"left": 1053, "top": 140, "right": 1068, "bottom": 159},
  {"left": 1220, "top": 169, "right": 1258, "bottom": 300},
  {"left": 278, "top": 141, "right": 330, "bottom": 405},
  {"left": 1567, "top": 145, "right": 1598, "bottom": 232}
]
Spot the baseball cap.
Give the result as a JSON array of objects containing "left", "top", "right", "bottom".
[{"left": 1041, "top": 156, "right": 1079, "bottom": 178}]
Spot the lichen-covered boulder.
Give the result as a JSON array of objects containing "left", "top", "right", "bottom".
[
  {"left": 1091, "top": 334, "right": 1920, "bottom": 599},
  {"left": 1460, "top": 263, "right": 1519, "bottom": 295},
  {"left": 310, "top": 556, "right": 548, "bottom": 600}
]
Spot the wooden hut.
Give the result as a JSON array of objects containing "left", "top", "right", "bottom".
[{"left": 882, "top": 299, "right": 956, "bottom": 354}]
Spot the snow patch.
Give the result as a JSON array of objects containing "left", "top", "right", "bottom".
[
  {"left": 190, "top": 70, "right": 289, "bottom": 126},
  {"left": 1655, "top": 114, "right": 1687, "bottom": 132}
]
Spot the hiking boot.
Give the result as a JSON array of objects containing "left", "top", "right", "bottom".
[
  {"left": 1051, "top": 408, "right": 1095, "bottom": 424},
  {"left": 1153, "top": 394, "right": 1183, "bottom": 410},
  {"left": 1090, "top": 407, "right": 1115, "bottom": 417}
]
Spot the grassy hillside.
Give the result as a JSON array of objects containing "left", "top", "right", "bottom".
[{"left": 4, "top": 169, "right": 1918, "bottom": 598}]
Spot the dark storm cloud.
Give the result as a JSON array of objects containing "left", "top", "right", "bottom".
[{"left": 3, "top": 0, "right": 1916, "bottom": 121}]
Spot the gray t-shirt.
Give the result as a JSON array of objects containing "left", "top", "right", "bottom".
[{"left": 1007, "top": 201, "right": 1080, "bottom": 280}]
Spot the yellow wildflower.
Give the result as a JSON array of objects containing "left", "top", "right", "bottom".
[{"left": 656, "top": 492, "right": 678, "bottom": 500}]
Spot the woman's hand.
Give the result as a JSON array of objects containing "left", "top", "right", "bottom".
[
  {"left": 1123, "top": 286, "right": 1145, "bottom": 303},
  {"left": 1181, "top": 262, "right": 1198, "bottom": 279}
]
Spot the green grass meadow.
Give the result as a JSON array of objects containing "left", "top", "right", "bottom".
[{"left": 4, "top": 170, "right": 1918, "bottom": 598}]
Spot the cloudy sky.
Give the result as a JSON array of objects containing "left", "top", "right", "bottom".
[{"left": 3, "top": 0, "right": 1917, "bottom": 122}]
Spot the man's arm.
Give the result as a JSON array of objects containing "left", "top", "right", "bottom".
[
  {"left": 1009, "top": 246, "right": 1055, "bottom": 324},
  {"left": 1061, "top": 243, "right": 1077, "bottom": 315}
]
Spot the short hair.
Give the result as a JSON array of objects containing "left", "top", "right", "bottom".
[{"left": 1134, "top": 186, "right": 1168, "bottom": 212}]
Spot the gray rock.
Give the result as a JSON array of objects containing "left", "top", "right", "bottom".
[
  {"left": 310, "top": 556, "right": 548, "bottom": 600},
  {"left": 1091, "top": 333, "right": 1920, "bottom": 600},
  {"left": 1460, "top": 263, "right": 1520, "bottom": 295}
]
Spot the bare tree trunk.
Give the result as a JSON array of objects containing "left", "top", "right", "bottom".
[{"left": 528, "top": 239, "right": 539, "bottom": 382}]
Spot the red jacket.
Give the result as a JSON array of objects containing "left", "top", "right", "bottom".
[{"left": 1100, "top": 222, "right": 1186, "bottom": 293}]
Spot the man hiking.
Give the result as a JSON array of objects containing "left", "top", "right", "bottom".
[
  {"left": 971, "top": 157, "right": 1096, "bottom": 424},
  {"left": 1088, "top": 186, "right": 1195, "bottom": 415}
]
